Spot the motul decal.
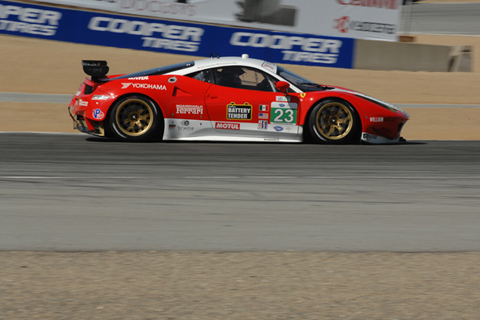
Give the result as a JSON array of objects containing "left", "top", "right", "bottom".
[{"left": 216, "top": 122, "right": 240, "bottom": 130}]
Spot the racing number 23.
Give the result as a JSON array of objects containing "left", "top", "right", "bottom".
[{"left": 272, "top": 108, "right": 296, "bottom": 123}]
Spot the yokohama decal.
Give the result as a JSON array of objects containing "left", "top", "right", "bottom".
[
  {"left": 121, "top": 83, "right": 166, "bottom": 90},
  {"left": 215, "top": 122, "right": 240, "bottom": 130}
]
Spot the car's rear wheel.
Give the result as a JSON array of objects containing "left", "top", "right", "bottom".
[
  {"left": 108, "top": 96, "right": 163, "bottom": 142},
  {"left": 308, "top": 99, "right": 359, "bottom": 144}
]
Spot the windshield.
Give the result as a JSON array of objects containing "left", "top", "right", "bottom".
[
  {"left": 277, "top": 66, "right": 326, "bottom": 92},
  {"left": 112, "top": 61, "right": 195, "bottom": 80}
]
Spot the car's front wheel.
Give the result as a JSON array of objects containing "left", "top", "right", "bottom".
[
  {"left": 308, "top": 99, "right": 360, "bottom": 144},
  {"left": 108, "top": 96, "right": 163, "bottom": 142}
]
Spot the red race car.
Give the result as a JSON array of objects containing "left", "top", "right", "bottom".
[{"left": 68, "top": 55, "right": 409, "bottom": 144}]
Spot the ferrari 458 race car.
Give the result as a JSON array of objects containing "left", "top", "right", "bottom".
[{"left": 68, "top": 55, "right": 409, "bottom": 144}]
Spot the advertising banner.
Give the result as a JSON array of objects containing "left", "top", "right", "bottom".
[
  {"left": 25, "top": 0, "right": 401, "bottom": 41},
  {"left": 0, "top": 0, "right": 354, "bottom": 68}
]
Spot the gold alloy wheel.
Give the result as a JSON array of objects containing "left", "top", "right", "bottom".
[
  {"left": 115, "top": 99, "right": 154, "bottom": 137},
  {"left": 315, "top": 102, "right": 354, "bottom": 141}
]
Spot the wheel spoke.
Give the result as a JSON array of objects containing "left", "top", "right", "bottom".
[
  {"left": 337, "top": 116, "right": 351, "bottom": 125},
  {"left": 319, "top": 119, "right": 329, "bottom": 131},
  {"left": 138, "top": 121, "right": 146, "bottom": 130},
  {"left": 138, "top": 114, "right": 150, "bottom": 122},
  {"left": 123, "top": 124, "right": 131, "bottom": 132},
  {"left": 336, "top": 124, "right": 345, "bottom": 133},
  {"left": 325, "top": 125, "right": 335, "bottom": 137},
  {"left": 336, "top": 108, "right": 345, "bottom": 117}
]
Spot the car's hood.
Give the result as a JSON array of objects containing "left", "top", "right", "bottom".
[{"left": 306, "top": 85, "right": 404, "bottom": 114}]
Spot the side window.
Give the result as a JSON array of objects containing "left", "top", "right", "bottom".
[
  {"left": 213, "top": 67, "right": 277, "bottom": 92},
  {"left": 187, "top": 70, "right": 214, "bottom": 83},
  {"left": 213, "top": 67, "right": 244, "bottom": 89}
]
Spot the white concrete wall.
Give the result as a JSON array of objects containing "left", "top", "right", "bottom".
[{"left": 354, "top": 40, "right": 472, "bottom": 72}]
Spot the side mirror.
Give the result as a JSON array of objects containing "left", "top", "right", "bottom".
[{"left": 275, "top": 81, "right": 290, "bottom": 93}]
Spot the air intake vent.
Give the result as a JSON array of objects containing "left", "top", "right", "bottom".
[{"left": 84, "top": 85, "right": 93, "bottom": 95}]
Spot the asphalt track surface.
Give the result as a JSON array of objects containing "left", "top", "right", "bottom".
[
  {"left": 2, "top": 2, "right": 480, "bottom": 253},
  {"left": 1, "top": 132, "right": 479, "bottom": 252}
]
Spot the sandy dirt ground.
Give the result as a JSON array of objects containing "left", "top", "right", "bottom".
[
  {"left": 1, "top": 31, "right": 480, "bottom": 319},
  {"left": 1, "top": 252, "right": 480, "bottom": 320}
]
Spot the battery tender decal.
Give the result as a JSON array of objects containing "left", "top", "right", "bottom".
[
  {"left": 227, "top": 102, "right": 252, "bottom": 120},
  {"left": 270, "top": 102, "right": 298, "bottom": 124}
]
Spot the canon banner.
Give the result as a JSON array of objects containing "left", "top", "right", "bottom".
[
  {"left": 0, "top": 0, "right": 354, "bottom": 68},
  {"left": 26, "top": 0, "right": 400, "bottom": 41}
]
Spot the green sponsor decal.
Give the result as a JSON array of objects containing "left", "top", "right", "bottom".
[{"left": 271, "top": 105, "right": 297, "bottom": 124}]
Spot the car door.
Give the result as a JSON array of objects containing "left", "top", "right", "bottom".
[
  {"left": 159, "top": 74, "right": 213, "bottom": 139},
  {"left": 205, "top": 66, "right": 299, "bottom": 137}
]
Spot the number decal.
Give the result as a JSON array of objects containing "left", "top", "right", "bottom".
[
  {"left": 270, "top": 104, "right": 297, "bottom": 124},
  {"left": 284, "top": 109, "right": 294, "bottom": 123},
  {"left": 273, "top": 109, "right": 283, "bottom": 122}
]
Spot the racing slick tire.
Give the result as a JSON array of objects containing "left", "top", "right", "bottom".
[
  {"left": 308, "top": 99, "right": 360, "bottom": 144},
  {"left": 107, "top": 95, "right": 163, "bottom": 142}
]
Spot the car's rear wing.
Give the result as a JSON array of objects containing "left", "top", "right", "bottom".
[{"left": 82, "top": 60, "right": 109, "bottom": 81}]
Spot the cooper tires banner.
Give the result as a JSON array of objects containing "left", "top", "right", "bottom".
[
  {"left": 26, "top": 0, "right": 400, "bottom": 41},
  {"left": 0, "top": 0, "right": 354, "bottom": 68}
]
